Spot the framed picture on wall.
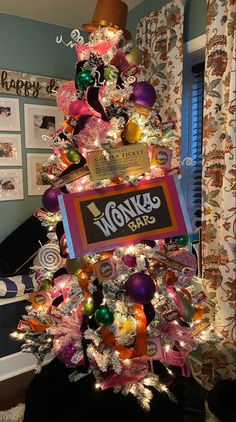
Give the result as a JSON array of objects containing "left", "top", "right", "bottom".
[
  {"left": 0, "top": 97, "right": 20, "bottom": 131},
  {"left": 24, "top": 104, "right": 63, "bottom": 148},
  {"left": 27, "top": 153, "right": 50, "bottom": 196},
  {"left": 0, "top": 134, "right": 22, "bottom": 166},
  {"left": 0, "top": 169, "right": 24, "bottom": 201}
]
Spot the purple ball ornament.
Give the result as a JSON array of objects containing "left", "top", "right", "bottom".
[
  {"left": 130, "top": 81, "right": 157, "bottom": 108},
  {"left": 42, "top": 187, "right": 62, "bottom": 213},
  {"left": 57, "top": 341, "right": 79, "bottom": 367},
  {"left": 125, "top": 272, "right": 156, "bottom": 305}
]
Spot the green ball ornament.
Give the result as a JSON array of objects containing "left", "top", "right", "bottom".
[
  {"left": 41, "top": 279, "right": 51, "bottom": 291},
  {"left": 82, "top": 300, "right": 94, "bottom": 316},
  {"left": 66, "top": 149, "right": 81, "bottom": 163},
  {"left": 66, "top": 256, "right": 89, "bottom": 275},
  {"left": 104, "top": 65, "right": 119, "bottom": 81},
  {"left": 76, "top": 70, "right": 95, "bottom": 90},
  {"left": 172, "top": 235, "right": 189, "bottom": 247},
  {"left": 95, "top": 305, "right": 114, "bottom": 326}
]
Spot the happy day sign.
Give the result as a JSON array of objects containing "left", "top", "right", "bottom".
[{"left": 59, "top": 175, "right": 190, "bottom": 258}]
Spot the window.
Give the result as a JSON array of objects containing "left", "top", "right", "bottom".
[{"left": 181, "top": 36, "right": 205, "bottom": 234}]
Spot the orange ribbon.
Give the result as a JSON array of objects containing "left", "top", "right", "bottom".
[
  {"left": 28, "top": 318, "right": 50, "bottom": 332},
  {"left": 100, "top": 304, "right": 147, "bottom": 359}
]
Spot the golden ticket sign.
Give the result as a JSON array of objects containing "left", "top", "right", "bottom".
[{"left": 87, "top": 144, "right": 150, "bottom": 180}]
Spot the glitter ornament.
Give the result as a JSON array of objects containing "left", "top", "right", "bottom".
[
  {"left": 76, "top": 70, "right": 95, "bottom": 90},
  {"left": 41, "top": 279, "right": 52, "bottom": 291},
  {"left": 66, "top": 256, "right": 89, "bottom": 275},
  {"left": 104, "top": 65, "right": 119, "bottom": 81},
  {"left": 42, "top": 188, "right": 61, "bottom": 213},
  {"left": 95, "top": 305, "right": 114, "bottom": 326},
  {"left": 125, "top": 272, "right": 156, "bottom": 305},
  {"left": 130, "top": 81, "right": 157, "bottom": 108},
  {"left": 66, "top": 149, "right": 81, "bottom": 163}
]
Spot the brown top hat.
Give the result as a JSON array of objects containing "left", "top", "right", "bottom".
[{"left": 83, "top": 0, "right": 131, "bottom": 40}]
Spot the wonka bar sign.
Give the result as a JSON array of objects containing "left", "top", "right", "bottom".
[{"left": 59, "top": 176, "right": 190, "bottom": 258}]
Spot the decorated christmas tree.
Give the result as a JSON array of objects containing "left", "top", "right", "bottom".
[{"left": 13, "top": 0, "right": 214, "bottom": 411}]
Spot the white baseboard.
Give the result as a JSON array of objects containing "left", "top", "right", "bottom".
[{"left": 0, "top": 352, "right": 53, "bottom": 382}]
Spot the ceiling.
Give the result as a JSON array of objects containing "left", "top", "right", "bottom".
[{"left": 0, "top": 0, "right": 143, "bottom": 29}]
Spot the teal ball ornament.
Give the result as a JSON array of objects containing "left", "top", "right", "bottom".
[
  {"left": 172, "top": 235, "right": 189, "bottom": 247},
  {"left": 66, "top": 148, "right": 81, "bottom": 163},
  {"left": 95, "top": 305, "right": 114, "bottom": 326},
  {"left": 76, "top": 70, "right": 95, "bottom": 90},
  {"left": 82, "top": 300, "right": 94, "bottom": 316}
]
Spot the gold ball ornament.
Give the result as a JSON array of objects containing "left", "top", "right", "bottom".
[
  {"left": 122, "top": 121, "right": 142, "bottom": 143},
  {"left": 125, "top": 47, "right": 143, "bottom": 66},
  {"left": 66, "top": 256, "right": 89, "bottom": 275}
]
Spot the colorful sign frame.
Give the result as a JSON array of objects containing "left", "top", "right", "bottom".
[{"left": 59, "top": 176, "right": 190, "bottom": 258}]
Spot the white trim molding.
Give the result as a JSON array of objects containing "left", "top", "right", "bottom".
[
  {"left": 0, "top": 352, "right": 53, "bottom": 382},
  {"left": 184, "top": 34, "right": 206, "bottom": 54}
]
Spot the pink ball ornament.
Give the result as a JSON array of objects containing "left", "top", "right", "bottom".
[
  {"left": 130, "top": 81, "right": 157, "bottom": 108},
  {"left": 125, "top": 272, "right": 156, "bottom": 305},
  {"left": 42, "top": 188, "right": 61, "bottom": 213},
  {"left": 69, "top": 99, "right": 93, "bottom": 117},
  {"left": 123, "top": 255, "right": 136, "bottom": 268}
]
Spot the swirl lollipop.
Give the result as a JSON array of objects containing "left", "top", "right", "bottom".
[{"left": 34, "top": 243, "right": 65, "bottom": 272}]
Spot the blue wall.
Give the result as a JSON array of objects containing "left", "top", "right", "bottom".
[
  {"left": 128, "top": 0, "right": 206, "bottom": 41},
  {"left": 0, "top": 0, "right": 206, "bottom": 243},
  {"left": 0, "top": 13, "right": 78, "bottom": 243}
]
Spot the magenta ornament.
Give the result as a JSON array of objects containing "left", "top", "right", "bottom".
[
  {"left": 125, "top": 272, "right": 156, "bottom": 305},
  {"left": 123, "top": 255, "right": 136, "bottom": 268},
  {"left": 42, "top": 188, "right": 61, "bottom": 213},
  {"left": 130, "top": 81, "right": 156, "bottom": 108}
]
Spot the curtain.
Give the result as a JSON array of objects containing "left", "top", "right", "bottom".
[
  {"left": 136, "top": 0, "right": 185, "bottom": 165},
  {"left": 201, "top": 0, "right": 236, "bottom": 383}
]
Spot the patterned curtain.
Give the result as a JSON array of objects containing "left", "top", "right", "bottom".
[
  {"left": 201, "top": 0, "right": 236, "bottom": 383},
  {"left": 136, "top": 0, "right": 185, "bottom": 164}
]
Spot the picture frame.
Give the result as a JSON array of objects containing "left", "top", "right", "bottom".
[
  {"left": 0, "top": 169, "right": 23, "bottom": 201},
  {"left": 0, "top": 134, "right": 22, "bottom": 166},
  {"left": 26, "top": 153, "right": 50, "bottom": 196},
  {"left": 24, "top": 104, "right": 63, "bottom": 148},
  {"left": 0, "top": 97, "right": 20, "bottom": 131}
]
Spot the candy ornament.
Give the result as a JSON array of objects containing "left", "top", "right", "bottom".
[{"left": 125, "top": 272, "right": 156, "bottom": 305}]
